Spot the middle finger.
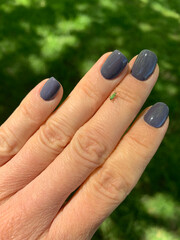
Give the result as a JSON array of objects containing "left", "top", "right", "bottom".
[
  {"left": 0, "top": 50, "right": 129, "bottom": 202},
  {"left": 0, "top": 50, "right": 158, "bottom": 238}
]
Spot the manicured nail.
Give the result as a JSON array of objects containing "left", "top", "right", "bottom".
[
  {"left": 40, "top": 77, "right": 61, "bottom": 101},
  {"left": 101, "top": 50, "right": 128, "bottom": 79},
  {"left": 131, "top": 49, "right": 157, "bottom": 81},
  {"left": 144, "top": 102, "right": 169, "bottom": 128}
]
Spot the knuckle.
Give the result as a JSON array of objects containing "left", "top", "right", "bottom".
[
  {"left": 0, "top": 209, "right": 23, "bottom": 240},
  {"left": 37, "top": 230, "right": 49, "bottom": 240},
  {"left": 127, "top": 133, "right": 150, "bottom": 158},
  {"left": 94, "top": 166, "right": 132, "bottom": 204},
  {"left": 117, "top": 86, "right": 138, "bottom": 105},
  {"left": 0, "top": 127, "right": 17, "bottom": 158},
  {"left": 19, "top": 100, "right": 39, "bottom": 124},
  {"left": 72, "top": 127, "right": 107, "bottom": 168},
  {"left": 38, "top": 118, "right": 71, "bottom": 154},
  {"left": 79, "top": 81, "right": 100, "bottom": 106}
]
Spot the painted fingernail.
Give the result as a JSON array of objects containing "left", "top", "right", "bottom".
[
  {"left": 131, "top": 49, "right": 157, "bottom": 81},
  {"left": 40, "top": 77, "right": 61, "bottom": 101},
  {"left": 101, "top": 50, "right": 128, "bottom": 79},
  {"left": 144, "top": 102, "right": 169, "bottom": 128}
]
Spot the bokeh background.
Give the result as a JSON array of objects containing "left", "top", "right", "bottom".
[{"left": 0, "top": 0, "right": 180, "bottom": 239}]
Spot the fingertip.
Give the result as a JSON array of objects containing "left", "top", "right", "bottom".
[
  {"left": 129, "top": 50, "right": 159, "bottom": 83},
  {"left": 39, "top": 77, "right": 62, "bottom": 102},
  {"left": 129, "top": 55, "right": 138, "bottom": 68},
  {"left": 143, "top": 102, "right": 169, "bottom": 129}
]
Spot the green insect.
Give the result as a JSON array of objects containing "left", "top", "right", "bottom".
[{"left": 110, "top": 92, "right": 117, "bottom": 100}]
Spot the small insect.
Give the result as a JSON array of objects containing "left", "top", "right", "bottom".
[{"left": 110, "top": 92, "right": 117, "bottom": 100}]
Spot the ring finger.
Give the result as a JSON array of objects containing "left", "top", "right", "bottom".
[
  {"left": 48, "top": 104, "right": 169, "bottom": 240},
  {"left": 0, "top": 50, "right": 159, "bottom": 239},
  {"left": 0, "top": 77, "right": 62, "bottom": 166},
  {"left": 0, "top": 50, "right": 129, "bottom": 202}
]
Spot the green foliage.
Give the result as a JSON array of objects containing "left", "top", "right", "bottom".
[{"left": 0, "top": 0, "right": 180, "bottom": 239}]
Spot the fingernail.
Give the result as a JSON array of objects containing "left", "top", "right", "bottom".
[
  {"left": 131, "top": 49, "right": 157, "bottom": 81},
  {"left": 144, "top": 102, "right": 169, "bottom": 128},
  {"left": 40, "top": 77, "right": 61, "bottom": 101},
  {"left": 101, "top": 50, "right": 128, "bottom": 79}
]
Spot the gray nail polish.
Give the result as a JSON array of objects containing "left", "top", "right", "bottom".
[
  {"left": 131, "top": 49, "right": 157, "bottom": 81},
  {"left": 144, "top": 102, "right": 169, "bottom": 128},
  {"left": 40, "top": 77, "right": 61, "bottom": 101},
  {"left": 101, "top": 50, "right": 128, "bottom": 79}
]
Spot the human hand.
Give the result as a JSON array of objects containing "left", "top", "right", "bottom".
[{"left": 0, "top": 49, "right": 169, "bottom": 240}]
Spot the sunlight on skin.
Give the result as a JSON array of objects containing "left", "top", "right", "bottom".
[
  {"left": 145, "top": 227, "right": 179, "bottom": 240},
  {"left": 0, "top": 1, "right": 179, "bottom": 239},
  {"left": 141, "top": 193, "right": 180, "bottom": 220}
]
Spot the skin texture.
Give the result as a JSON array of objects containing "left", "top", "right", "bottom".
[{"left": 0, "top": 50, "right": 169, "bottom": 240}]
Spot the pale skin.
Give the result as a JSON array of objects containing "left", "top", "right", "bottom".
[{"left": 0, "top": 52, "right": 169, "bottom": 240}]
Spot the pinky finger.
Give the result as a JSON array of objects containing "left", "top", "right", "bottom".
[
  {"left": 46, "top": 102, "right": 169, "bottom": 240},
  {"left": 0, "top": 77, "right": 62, "bottom": 165}
]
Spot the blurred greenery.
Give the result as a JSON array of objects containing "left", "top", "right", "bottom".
[{"left": 0, "top": 0, "right": 180, "bottom": 239}]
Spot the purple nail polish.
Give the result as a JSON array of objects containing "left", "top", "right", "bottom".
[
  {"left": 101, "top": 50, "right": 128, "bottom": 80},
  {"left": 40, "top": 77, "right": 60, "bottom": 101},
  {"left": 144, "top": 102, "right": 169, "bottom": 128},
  {"left": 131, "top": 50, "right": 157, "bottom": 81}
]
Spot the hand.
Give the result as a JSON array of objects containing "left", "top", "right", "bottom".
[{"left": 0, "top": 49, "right": 169, "bottom": 240}]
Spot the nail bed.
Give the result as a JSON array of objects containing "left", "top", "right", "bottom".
[
  {"left": 40, "top": 77, "right": 60, "bottom": 101},
  {"left": 144, "top": 102, "right": 169, "bottom": 128},
  {"left": 101, "top": 50, "right": 128, "bottom": 80},
  {"left": 131, "top": 49, "right": 157, "bottom": 81}
]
